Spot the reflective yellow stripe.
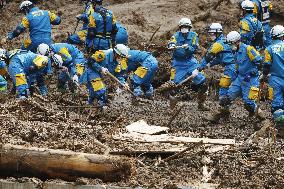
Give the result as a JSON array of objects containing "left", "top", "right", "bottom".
[
  {"left": 23, "top": 38, "right": 32, "bottom": 49},
  {"left": 134, "top": 67, "right": 148, "bottom": 78},
  {"left": 264, "top": 49, "right": 272, "bottom": 63},
  {"left": 248, "top": 86, "right": 259, "bottom": 100},
  {"left": 240, "top": 20, "right": 250, "bottom": 33},
  {"left": 59, "top": 47, "right": 72, "bottom": 61},
  {"left": 77, "top": 30, "right": 87, "bottom": 41},
  {"left": 33, "top": 55, "right": 48, "bottom": 68},
  {"left": 21, "top": 17, "right": 29, "bottom": 28},
  {"left": 268, "top": 87, "right": 273, "bottom": 100},
  {"left": 247, "top": 46, "right": 260, "bottom": 62},
  {"left": 112, "top": 14, "right": 117, "bottom": 25},
  {"left": 76, "top": 64, "right": 85, "bottom": 76},
  {"left": 89, "top": 15, "right": 96, "bottom": 28},
  {"left": 120, "top": 58, "right": 128, "bottom": 70},
  {"left": 210, "top": 42, "right": 224, "bottom": 54},
  {"left": 115, "top": 65, "right": 121, "bottom": 73},
  {"left": 192, "top": 33, "right": 197, "bottom": 45},
  {"left": 92, "top": 50, "right": 105, "bottom": 62},
  {"left": 15, "top": 73, "right": 27, "bottom": 87},
  {"left": 91, "top": 78, "right": 105, "bottom": 91},
  {"left": 169, "top": 36, "right": 177, "bottom": 44},
  {"left": 170, "top": 68, "right": 176, "bottom": 80},
  {"left": 219, "top": 75, "right": 231, "bottom": 88},
  {"left": 253, "top": 3, "right": 258, "bottom": 15},
  {"left": 48, "top": 11, "right": 57, "bottom": 22}
]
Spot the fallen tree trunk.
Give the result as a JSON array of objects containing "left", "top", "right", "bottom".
[{"left": 0, "top": 144, "right": 134, "bottom": 182}]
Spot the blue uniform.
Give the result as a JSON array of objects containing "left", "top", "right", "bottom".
[
  {"left": 86, "top": 49, "right": 123, "bottom": 106},
  {"left": 225, "top": 43, "right": 262, "bottom": 113},
  {"left": 86, "top": 6, "right": 117, "bottom": 51},
  {"left": 251, "top": 0, "right": 272, "bottom": 47},
  {"left": 51, "top": 43, "right": 86, "bottom": 90},
  {"left": 168, "top": 31, "right": 205, "bottom": 86},
  {"left": 126, "top": 50, "right": 158, "bottom": 97},
  {"left": 67, "top": 2, "right": 94, "bottom": 45},
  {"left": 7, "top": 51, "right": 48, "bottom": 98},
  {"left": 200, "top": 34, "right": 237, "bottom": 98},
  {"left": 239, "top": 13, "right": 263, "bottom": 46},
  {"left": 264, "top": 40, "right": 284, "bottom": 123},
  {"left": 0, "top": 60, "right": 7, "bottom": 91},
  {"left": 9, "top": 7, "right": 61, "bottom": 52}
]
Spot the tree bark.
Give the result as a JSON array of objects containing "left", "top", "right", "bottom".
[{"left": 0, "top": 144, "right": 134, "bottom": 182}]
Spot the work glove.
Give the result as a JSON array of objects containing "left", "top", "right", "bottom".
[
  {"left": 191, "top": 69, "right": 199, "bottom": 78},
  {"left": 101, "top": 67, "right": 109, "bottom": 75},
  {"left": 72, "top": 74, "right": 79, "bottom": 83},
  {"left": 7, "top": 32, "right": 14, "bottom": 40}
]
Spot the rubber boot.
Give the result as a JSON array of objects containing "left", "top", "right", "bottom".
[
  {"left": 208, "top": 107, "right": 230, "bottom": 123},
  {"left": 197, "top": 92, "right": 209, "bottom": 111}
]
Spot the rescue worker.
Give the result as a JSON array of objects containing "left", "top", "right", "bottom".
[
  {"left": 5, "top": 49, "right": 49, "bottom": 99},
  {"left": 37, "top": 43, "right": 86, "bottom": 93},
  {"left": 7, "top": 0, "right": 61, "bottom": 52},
  {"left": 210, "top": 31, "right": 265, "bottom": 123},
  {"left": 168, "top": 17, "right": 208, "bottom": 110},
  {"left": 0, "top": 53, "right": 8, "bottom": 92},
  {"left": 67, "top": 0, "right": 94, "bottom": 45},
  {"left": 86, "top": 0, "right": 117, "bottom": 52},
  {"left": 239, "top": 0, "right": 263, "bottom": 48},
  {"left": 200, "top": 23, "right": 237, "bottom": 100},
  {"left": 251, "top": 0, "right": 273, "bottom": 47},
  {"left": 263, "top": 25, "right": 284, "bottom": 135},
  {"left": 85, "top": 44, "right": 130, "bottom": 107}
]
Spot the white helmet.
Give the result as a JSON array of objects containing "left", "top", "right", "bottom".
[
  {"left": 241, "top": 0, "right": 254, "bottom": 10},
  {"left": 270, "top": 25, "right": 284, "bottom": 38},
  {"left": 37, "top": 43, "right": 50, "bottom": 56},
  {"left": 0, "top": 48, "right": 7, "bottom": 61},
  {"left": 52, "top": 54, "right": 63, "bottom": 67},
  {"left": 19, "top": 1, "right": 33, "bottom": 11},
  {"left": 114, "top": 44, "right": 130, "bottom": 58},
  {"left": 208, "top": 23, "right": 223, "bottom": 33},
  {"left": 226, "top": 31, "right": 241, "bottom": 43},
  {"left": 178, "top": 18, "right": 192, "bottom": 28}
]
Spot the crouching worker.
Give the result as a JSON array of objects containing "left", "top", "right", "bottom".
[
  {"left": 85, "top": 44, "right": 132, "bottom": 108},
  {"left": 0, "top": 54, "right": 8, "bottom": 93},
  {"left": 37, "top": 43, "right": 86, "bottom": 93},
  {"left": 263, "top": 25, "right": 284, "bottom": 136},
  {"left": 6, "top": 49, "right": 48, "bottom": 99},
  {"left": 167, "top": 18, "right": 208, "bottom": 110},
  {"left": 209, "top": 31, "right": 265, "bottom": 123}
]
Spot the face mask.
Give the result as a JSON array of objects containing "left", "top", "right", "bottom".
[{"left": 181, "top": 28, "right": 189, "bottom": 34}]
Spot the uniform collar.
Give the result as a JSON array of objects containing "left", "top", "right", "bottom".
[{"left": 29, "top": 7, "right": 39, "bottom": 13}]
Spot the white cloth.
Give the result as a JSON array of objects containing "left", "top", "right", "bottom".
[{"left": 191, "top": 69, "right": 199, "bottom": 78}]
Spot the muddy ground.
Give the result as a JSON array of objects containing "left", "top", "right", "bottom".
[{"left": 1, "top": 0, "right": 284, "bottom": 188}]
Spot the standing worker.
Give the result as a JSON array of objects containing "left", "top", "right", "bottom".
[
  {"left": 7, "top": 0, "right": 61, "bottom": 52},
  {"left": 167, "top": 18, "right": 209, "bottom": 111},
  {"left": 263, "top": 25, "right": 284, "bottom": 135}
]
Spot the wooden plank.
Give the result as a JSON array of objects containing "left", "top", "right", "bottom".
[
  {"left": 126, "top": 120, "right": 169, "bottom": 135},
  {"left": 113, "top": 133, "right": 235, "bottom": 145}
]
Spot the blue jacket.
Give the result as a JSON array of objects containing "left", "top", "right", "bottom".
[
  {"left": 200, "top": 34, "right": 235, "bottom": 68},
  {"left": 77, "top": 2, "right": 94, "bottom": 30},
  {"left": 239, "top": 13, "right": 263, "bottom": 45},
  {"left": 127, "top": 50, "right": 152, "bottom": 71},
  {"left": 168, "top": 31, "right": 199, "bottom": 61},
  {"left": 236, "top": 43, "right": 262, "bottom": 77},
  {"left": 11, "top": 7, "right": 61, "bottom": 41},
  {"left": 264, "top": 40, "right": 284, "bottom": 78},
  {"left": 51, "top": 43, "right": 84, "bottom": 66}
]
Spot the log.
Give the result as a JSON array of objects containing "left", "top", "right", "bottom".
[{"left": 0, "top": 144, "right": 134, "bottom": 182}]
